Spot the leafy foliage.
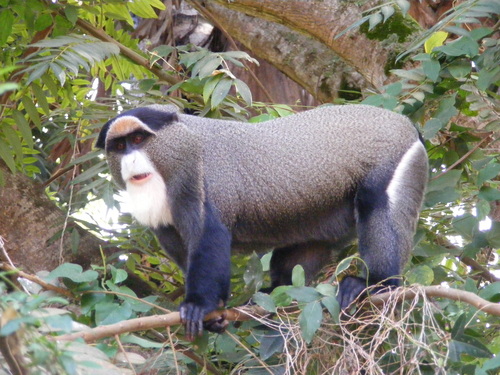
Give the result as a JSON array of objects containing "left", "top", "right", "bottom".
[{"left": 0, "top": 0, "right": 499, "bottom": 374}]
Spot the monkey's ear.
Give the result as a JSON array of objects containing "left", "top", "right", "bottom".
[{"left": 95, "top": 120, "right": 111, "bottom": 149}]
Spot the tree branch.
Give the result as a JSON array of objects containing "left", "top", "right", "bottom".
[
  {"left": 54, "top": 285, "right": 500, "bottom": 344},
  {"left": 370, "top": 285, "right": 500, "bottom": 316},
  {"left": 74, "top": 18, "right": 179, "bottom": 86},
  {"left": 54, "top": 306, "right": 268, "bottom": 343},
  {"left": 0, "top": 262, "right": 73, "bottom": 298}
]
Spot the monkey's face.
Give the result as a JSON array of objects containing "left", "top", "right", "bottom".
[{"left": 99, "top": 115, "right": 174, "bottom": 228}]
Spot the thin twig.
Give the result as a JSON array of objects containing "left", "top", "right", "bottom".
[
  {"left": 0, "top": 262, "right": 73, "bottom": 298},
  {"left": 431, "top": 135, "right": 491, "bottom": 180}
]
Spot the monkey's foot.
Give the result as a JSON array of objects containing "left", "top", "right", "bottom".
[
  {"left": 337, "top": 276, "right": 399, "bottom": 311},
  {"left": 337, "top": 276, "right": 368, "bottom": 311}
]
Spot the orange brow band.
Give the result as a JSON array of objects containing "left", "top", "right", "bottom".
[{"left": 107, "top": 117, "right": 154, "bottom": 140}]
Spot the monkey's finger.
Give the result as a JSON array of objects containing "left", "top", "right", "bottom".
[{"left": 180, "top": 303, "right": 205, "bottom": 340}]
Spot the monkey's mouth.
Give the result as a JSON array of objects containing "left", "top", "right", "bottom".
[{"left": 130, "top": 173, "right": 153, "bottom": 183}]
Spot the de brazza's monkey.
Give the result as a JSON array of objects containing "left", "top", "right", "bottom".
[{"left": 96, "top": 104, "right": 428, "bottom": 340}]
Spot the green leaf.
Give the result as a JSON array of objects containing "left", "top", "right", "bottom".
[
  {"left": 34, "top": 13, "right": 53, "bottom": 32},
  {"left": 12, "top": 110, "right": 33, "bottom": 148},
  {"left": 25, "top": 63, "right": 49, "bottom": 85},
  {"left": 478, "top": 186, "right": 500, "bottom": 201},
  {"left": 486, "top": 223, "right": 500, "bottom": 248},
  {"left": 423, "top": 118, "right": 444, "bottom": 139},
  {"left": 380, "top": 6, "right": 394, "bottom": 21},
  {"left": 451, "top": 313, "right": 466, "bottom": 339},
  {"left": 286, "top": 287, "right": 321, "bottom": 303},
  {"left": 64, "top": 5, "right": 79, "bottom": 25},
  {"left": 210, "top": 78, "right": 232, "bottom": 109},
  {"left": 252, "top": 292, "right": 276, "bottom": 312},
  {"left": 0, "top": 9, "right": 14, "bottom": 46},
  {"left": 138, "top": 79, "right": 157, "bottom": 92},
  {"left": 422, "top": 58, "right": 440, "bottom": 82},
  {"left": 291, "top": 264, "right": 305, "bottom": 287},
  {"left": 435, "top": 36, "right": 479, "bottom": 57},
  {"left": 427, "top": 170, "right": 462, "bottom": 192},
  {"left": 46, "top": 263, "right": 99, "bottom": 283},
  {"left": 385, "top": 82, "right": 402, "bottom": 96},
  {"left": 2, "top": 125, "right": 23, "bottom": 162},
  {"left": 153, "top": 45, "right": 175, "bottom": 57},
  {"left": 260, "top": 252, "right": 272, "bottom": 272},
  {"left": 21, "top": 96, "right": 41, "bottom": 128},
  {"left": 368, "top": 12, "right": 383, "bottom": 31},
  {"left": 180, "top": 49, "right": 208, "bottom": 69},
  {"left": 435, "top": 94, "right": 458, "bottom": 123},
  {"left": 234, "top": 79, "right": 252, "bottom": 106},
  {"left": 202, "top": 75, "right": 222, "bottom": 104},
  {"left": 452, "top": 213, "right": 478, "bottom": 240},
  {"left": 249, "top": 114, "right": 275, "bottom": 123},
  {"left": 31, "top": 83, "right": 50, "bottom": 115},
  {"left": 321, "top": 296, "right": 340, "bottom": 323},
  {"left": 477, "top": 66, "right": 500, "bottom": 91},
  {"left": 425, "top": 186, "right": 459, "bottom": 206},
  {"left": 448, "top": 59, "right": 472, "bottom": 79},
  {"left": 335, "top": 256, "right": 355, "bottom": 278},
  {"left": 477, "top": 162, "right": 500, "bottom": 185},
  {"left": 316, "top": 283, "right": 336, "bottom": 297},
  {"left": 424, "top": 31, "right": 448, "bottom": 53},
  {"left": 128, "top": 0, "right": 161, "bottom": 18},
  {"left": 121, "top": 334, "right": 164, "bottom": 349},
  {"left": 0, "top": 138, "right": 16, "bottom": 172},
  {"left": 41, "top": 73, "right": 59, "bottom": 97},
  {"left": 95, "top": 302, "right": 133, "bottom": 325},
  {"left": 406, "top": 265, "right": 434, "bottom": 285},
  {"left": 81, "top": 292, "right": 109, "bottom": 315},
  {"left": 481, "top": 355, "right": 500, "bottom": 373},
  {"left": 270, "top": 285, "right": 293, "bottom": 306},
  {"left": 396, "top": 0, "right": 410, "bottom": 15},
  {"left": 479, "top": 281, "right": 500, "bottom": 301},
  {"left": 111, "top": 267, "right": 128, "bottom": 284},
  {"left": 0, "top": 82, "right": 19, "bottom": 95},
  {"left": 258, "top": 333, "right": 284, "bottom": 361},
  {"left": 70, "top": 228, "right": 80, "bottom": 254},
  {"left": 197, "top": 56, "right": 223, "bottom": 79},
  {"left": 449, "top": 337, "right": 492, "bottom": 361},
  {"left": 299, "top": 302, "right": 323, "bottom": 343},
  {"left": 243, "top": 252, "right": 264, "bottom": 290},
  {"left": 70, "top": 160, "right": 107, "bottom": 185}
]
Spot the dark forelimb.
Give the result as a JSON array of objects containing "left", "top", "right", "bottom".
[{"left": 178, "top": 200, "right": 231, "bottom": 340}]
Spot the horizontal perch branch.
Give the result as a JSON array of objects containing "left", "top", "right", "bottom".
[
  {"left": 54, "top": 285, "right": 500, "bottom": 344},
  {"left": 54, "top": 307, "right": 268, "bottom": 343}
]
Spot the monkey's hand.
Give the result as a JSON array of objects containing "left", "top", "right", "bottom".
[
  {"left": 180, "top": 302, "right": 228, "bottom": 341},
  {"left": 179, "top": 302, "right": 209, "bottom": 341}
]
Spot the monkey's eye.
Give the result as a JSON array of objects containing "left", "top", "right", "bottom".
[
  {"left": 130, "top": 133, "right": 146, "bottom": 145},
  {"left": 115, "top": 140, "right": 126, "bottom": 151}
]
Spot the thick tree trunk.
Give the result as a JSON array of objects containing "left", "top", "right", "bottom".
[
  {"left": 0, "top": 163, "right": 112, "bottom": 273},
  {"left": 190, "top": 0, "right": 420, "bottom": 101}
]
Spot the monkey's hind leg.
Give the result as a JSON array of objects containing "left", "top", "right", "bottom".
[
  {"left": 269, "top": 242, "right": 333, "bottom": 288},
  {"left": 338, "top": 149, "right": 426, "bottom": 310}
]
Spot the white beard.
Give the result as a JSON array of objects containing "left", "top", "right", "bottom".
[{"left": 121, "top": 151, "right": 173, "bottom": 228}]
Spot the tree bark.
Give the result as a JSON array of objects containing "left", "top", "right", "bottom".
[
  {"left": 190, "top": 0, "right": 420, "bottom": 101},
  {"left": 0, "top": 163, "right": 112, "bottom": 273}
]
